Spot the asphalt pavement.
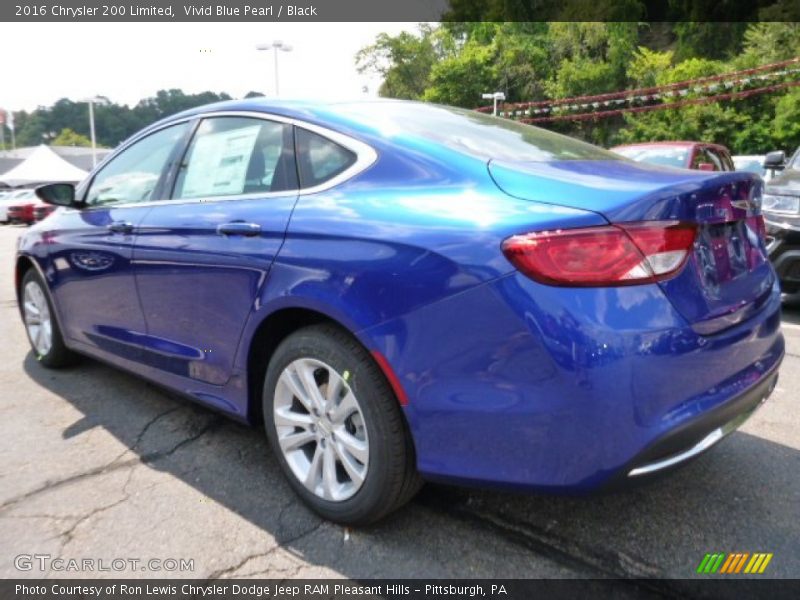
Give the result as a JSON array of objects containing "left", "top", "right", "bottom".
[{"left": 0, "top": 224, "right": 798, "bottom": 587}]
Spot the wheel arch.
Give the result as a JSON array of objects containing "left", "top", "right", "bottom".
[
  {"left": 15, "top": 255, "right": 36, "bottom": 304},
  {"left": 243, "top": 306, "right": 409, "bottom": 429}
]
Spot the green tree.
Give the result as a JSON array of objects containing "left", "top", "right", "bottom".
[
  {"left": 672, "top": 23, "right": 749, "bottom": 61},
  {"left": 51, "top": 128, "right": 92, "bottom": 147},
  {"left": 423, "top": 23, "right": 551, "bottom": 107},
  {"left": 355, "top": 24, "right": 439, "bottom": 99},
  {"left": 627, "top": 47, "right": 673, "bottom": 88},
  {"left": 356, "top": 21, "right": 800, "bottom": 152},
  {"left": 734, "top": 23, "right": 800, "bottom": 67},
  {"left": 773, "top": 88, "right": 800, "bottom": 151},
  {"left": 545, "top": 23, "right": 637, "bottom": 99},
  {"left": 12, "top": 89, "right": 233, "bottom": 149},
  {"left": 423, "top": 37, "right": 495, "bottom": 107}
]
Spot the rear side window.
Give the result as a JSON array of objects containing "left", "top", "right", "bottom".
[
  {"left": 173, "top": 117, "right": 297, "bottom": 200},
  {"left": 295, "top": 128, "right": 357, "bottom": 188}
]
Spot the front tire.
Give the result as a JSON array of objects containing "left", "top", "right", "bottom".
[
  {"left": 263, "top": 324, "right": 421, "bottom": 525},
  {"left": 20, "top": 269, "right": 78, "bottom": 368}
]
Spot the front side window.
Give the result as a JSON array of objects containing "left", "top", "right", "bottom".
[
  {"left": 85, "top": 122, "right": 189, "bottom": 206},
  {"left": 173, "top": 117, "right": 297, "bottom": 199},
  {"left": 295, "top": 128, "right": 357, "bottom": 188}
]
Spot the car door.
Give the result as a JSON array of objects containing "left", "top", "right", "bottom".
[
  {"left": 47, "top": 121, "right": 191, "bottom": 364},
  {"left": 132, "top": 115, "right": 299, "bottom": 385}
]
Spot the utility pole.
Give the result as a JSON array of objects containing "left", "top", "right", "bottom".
[{"left": 9, "top": 112, "right": 15, "bottom": 151}]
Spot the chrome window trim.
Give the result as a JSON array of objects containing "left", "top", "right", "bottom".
[{"left": 73, "top": 110, "right": 378, "bottom": 212}]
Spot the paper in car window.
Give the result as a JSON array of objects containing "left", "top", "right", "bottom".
[{"left": 181, "top": 125, "right": 261, "bottom": 198}]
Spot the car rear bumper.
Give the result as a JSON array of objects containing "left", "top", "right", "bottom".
[
  {"left": 363, "top": 271, "right": 785, "bottom": 492},
  {"left": 604, "top": 364, "right": 778, "bottom": 488}
]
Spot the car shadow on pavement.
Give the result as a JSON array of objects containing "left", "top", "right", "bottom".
[{"left": 20, "top": 350, "right": 800, "bottom": 581}]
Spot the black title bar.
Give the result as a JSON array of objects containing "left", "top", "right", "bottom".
[
  {"left": 5, "top": 579, "right": 800, "bottom": 600},
  {"left": 3, "top": 0, "right": 800, "bottom": 22}
]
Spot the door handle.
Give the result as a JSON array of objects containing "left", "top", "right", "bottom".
[
  {"left": 108, "top": 221, "right": 134, "bottom": 234},
  {"left": 216, "top": 222, "right": 261, "bottom": 237}
]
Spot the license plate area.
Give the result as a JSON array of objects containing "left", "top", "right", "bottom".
[{"left": 696, "top": 220, "right": 766, "bottom": 289}]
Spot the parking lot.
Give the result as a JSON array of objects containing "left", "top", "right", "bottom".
[{"left": 0, "top": 223, "right": 797, "bottom": 585}]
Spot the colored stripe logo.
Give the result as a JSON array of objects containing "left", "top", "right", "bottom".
[{"left": 697, "top": 552, "right": 773, "bottom": 574}]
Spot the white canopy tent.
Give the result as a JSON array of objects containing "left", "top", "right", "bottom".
[{"left": 0, "top": 145, "right": 89, "bottom": 186}]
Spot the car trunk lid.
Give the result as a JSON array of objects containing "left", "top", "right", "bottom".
[{"left": 489, "top": 159, "right": 774, "bottom": 334}]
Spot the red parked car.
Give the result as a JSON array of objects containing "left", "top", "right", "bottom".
[
  {"left": 33, "top": 203, "right": 57, "bottom": 222},
  {"left": 611, "top": 141, "right": 735, "bottom": 172},
  {"left": 7, "top": 191, "right": 45, "bottom": 225}
]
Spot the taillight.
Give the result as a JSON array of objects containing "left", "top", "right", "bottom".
[{"left": 502, "top": 221, "right": 697, "bottom": 287}]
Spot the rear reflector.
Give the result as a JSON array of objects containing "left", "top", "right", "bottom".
[
  {"left": 371, "top": 351, "right": 409, "bottom": 407},
  {"left": 502, "top": 221, "right": 697, "bottom": 287}
]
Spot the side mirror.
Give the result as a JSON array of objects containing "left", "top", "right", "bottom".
[
  {"left": 35, "top": 183, "right": 76, "bottom": 206},
  {"left": 697, "top": 162, "right": 715, "bottom": 172},
  {"left": 763, "top": 151, "right": 786, "bottom": 171}
]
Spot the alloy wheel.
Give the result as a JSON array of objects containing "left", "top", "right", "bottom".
[
  {"left": 274, "top": 358, "right": 369, "bottom": 502},
  {"left": 23, "top": 280, "right": 52, "bottom": 356}
]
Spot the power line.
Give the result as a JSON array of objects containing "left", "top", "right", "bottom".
[
  {"left": 520, "top": 79, "right": 800, "bottom": 124},
  {"left": 477, "top": 56, "right": 800, "bottom": 119}
]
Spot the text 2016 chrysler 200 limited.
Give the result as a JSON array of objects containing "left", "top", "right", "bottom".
[{"left": 17, "top": 100, "right": 784, "bottom": 524}]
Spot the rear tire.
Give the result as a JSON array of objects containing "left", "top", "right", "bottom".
[
  {"left": 20, "top": 269, "right": 79, "bottom": 368},
  {"left": 263, "top": 323, "right": 421, "bottom": 525}
]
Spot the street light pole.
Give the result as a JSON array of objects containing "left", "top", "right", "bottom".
[
  {"left": 273, "top": 45, "right": 280, "bottom": 96},
  {"left": 256, "top": 41, "right": 293, "bottom": 97},
  {"left": 481, "top": 91, "right": 506, "bottom": 116},
  {"left": 88, "top": 99, "right": 97, "bottom": 167},
  {"left": 80, "top": 96, "right": 106, "bottom": 167}
]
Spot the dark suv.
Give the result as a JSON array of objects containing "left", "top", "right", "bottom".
[{"left": 763, "top": 150, "right": 800, "bottom": 294}]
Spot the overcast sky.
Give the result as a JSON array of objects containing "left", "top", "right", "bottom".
[{"left": 0, "top": 22, "right": 419, "bottom": 112}]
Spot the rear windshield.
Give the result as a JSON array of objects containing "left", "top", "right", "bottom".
[
  {"left": 613, "top": 145, "right": 690, "bottom": 168},
  {"left": 333, "top": 102, "right": 619, "bottom": 162}
]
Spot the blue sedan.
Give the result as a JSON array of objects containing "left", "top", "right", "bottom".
[{"left": 18, "top": 99, "right": 784, "bottom": 524}]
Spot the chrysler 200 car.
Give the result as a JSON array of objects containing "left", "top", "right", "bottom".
[{"left": 18, "top": 100, "right": 783, "bottom": 524}]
